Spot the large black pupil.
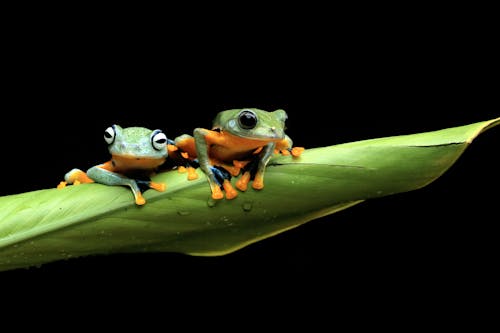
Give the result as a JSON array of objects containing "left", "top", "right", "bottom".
[
  {"left": 239, "top": 111, "right": 257, "bottom": 129},
  {"left": 104, "top": 132, "right": 112, "bottom": 139}
]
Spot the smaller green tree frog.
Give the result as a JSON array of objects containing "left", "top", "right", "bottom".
[
  {"left": 57, "top": 125, "right": 171, "bottom": 205},
  {"left": 174, "top": 108, "right": 304, "bottom": 200}
]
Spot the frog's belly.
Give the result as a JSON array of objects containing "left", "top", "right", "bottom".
[
  {"left": 111, "top": 155, "right": 166, "bottom": 172},
  {"left": 210, "top": 145, "right": 257, "bottom": 162}
]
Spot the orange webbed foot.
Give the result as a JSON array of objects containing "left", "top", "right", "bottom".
[
  {"left": 167, "top": 144, "right": 178, "bottom": 153},
  {"left": 211, "top": 186, "right": 224, "bottom": 200},
  {"left": 291, "top": 147, "right": 305, "bottom": 157},
  {"left": 236, "top": 171, "right": 251, "bottom": 192},
  {"left": 252, "top": 174, "right": 264, "bottom": 190},
  {"left": 135, "top": 194, "right": 146, "bottom": 205},
  {"left": 150, "top": 181, "right": 166, "bottom": 192},
  {"left": 223, "top": 179, "right": 238, "bottom": 200},
  {"left": 187, "top": 166, "right": 198, "bottom": 180},
  {"left": 280, "top": 149, "right": 291, "bottom": 156},
  {"left": 57, "top": 181, "right": 67, "bottom": 189}
]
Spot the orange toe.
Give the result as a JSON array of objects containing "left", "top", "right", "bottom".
[
  {"left": 236, "top": 171, "right": 251, "bottom": 191},
  {"left": 291, "top": 147, "right": 305, "bottom": 157},
  {"left": 211, "top": 186, "right": 224, "bottom": 200},
  {"left": 150, "top": 182, "right": 166, "bottom": 192},
  {"left": 223, "top": 179, "right": 238, "bottom": 200},
  {"left": 187, "top": 167, "right": 199, "bottom": 180},
  {"left": 167, "top": 144, "right": 178, "bottom": 152},
  {"left": 135, "top": 194, "right": 146, "bottom": 205},
  {"left": 252, "top": 175, "right": 264, "bottom": 190}
]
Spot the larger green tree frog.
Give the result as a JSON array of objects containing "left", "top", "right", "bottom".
[
  {"left": 174, "top": 108, "right": 304, "bottom": 200},
  {"left": 57, "top": 125, "right": 172, "bottom": 205}
]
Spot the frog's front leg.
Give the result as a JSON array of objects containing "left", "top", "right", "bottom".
[
  {"left": 86, "top": 163, "right": 156, "bottom": 206},
  {"left": 194, "top": 128, "right": 237, "bottom": 200},
  {"left": 57, "top": 168, "right": 95, "bottom": 189},
  {"left": 275, "top": 135, "right": 304, "bottom": 157},
  {"left": 236, "top": 142, "right": 276, "bottom": 191},
  {"left": 174, "top": 134, "right": 199, "bottom": 180}
]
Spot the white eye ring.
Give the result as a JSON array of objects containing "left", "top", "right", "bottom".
[
  {"left": 104, "top": 126, "right": 116, "bottom": 144},
  {"left": 151, "top": 130, "right": 167, "bottom": 151}
]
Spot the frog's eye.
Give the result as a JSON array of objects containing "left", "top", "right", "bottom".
[
  {"left": 151, "top": 130, "right": 168, "bottom": 151},
  {"left": 104, "top": 126, "right": 116, "bottom": 145},
  {"left": 238, "top": 110, "right": 258, "bottom": 129}
]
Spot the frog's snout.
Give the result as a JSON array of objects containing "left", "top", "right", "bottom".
[
  {"left": 120, "top": 142, "right": 140, "bottom": 153},
  {"left": 269, "top": 126, "right": 285, "bottom": 139}
]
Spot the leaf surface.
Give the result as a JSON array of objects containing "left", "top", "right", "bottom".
[{"left": 1, "top": 117, "right": 498, "bottom": 271}]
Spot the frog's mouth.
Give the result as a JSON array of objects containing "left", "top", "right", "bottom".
[
  {"left": 111, "top": 154, "right": 166, "bottom": 170},
  {"left": 220, "top": 127, "right": 285, "bottom": 141}
]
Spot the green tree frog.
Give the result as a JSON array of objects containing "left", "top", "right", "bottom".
[
  {"left": 57, "top": 125, "right": 172, "bottom": 205},
  {"left": 174, "top": 108, "right": 304, "bottom": 200}
]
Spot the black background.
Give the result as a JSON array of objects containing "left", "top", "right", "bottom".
[{"left": 0, "top": 8, "right": 498, "bottom": 316}]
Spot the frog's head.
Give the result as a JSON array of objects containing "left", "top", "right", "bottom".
[
  {"left": 104, "top": 125, "right": 168, "bottom": 169},
  {"left": 213, "top": 108, "right": 288, "bottom": 140}
]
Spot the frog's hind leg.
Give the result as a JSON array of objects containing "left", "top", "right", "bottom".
[
  {"left": 210, "top": 166, "right": 238, "bottom": 200},
  {"left": 57, "top": 168, "right": 95, "bottom": 189},
  {"left": 86, "top": 164, "right": 147, "bottom": 205}
]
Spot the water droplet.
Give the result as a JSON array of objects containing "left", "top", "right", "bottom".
[
  {"left": 207, "top": 198, "right": 217, "bottom": 207},
  {"left": 242, "top": 202, "right": 253, "bottom": 212},
  {"left": 221, "top": 216, "right": 229, "bottom": 222},
  {"left": 177, "top": 210, "right": 191, "bottom": 216}
]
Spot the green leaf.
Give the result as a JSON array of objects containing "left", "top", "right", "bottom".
[{"left": 1, "top": 118, "right": 498, "bottom": 271}]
